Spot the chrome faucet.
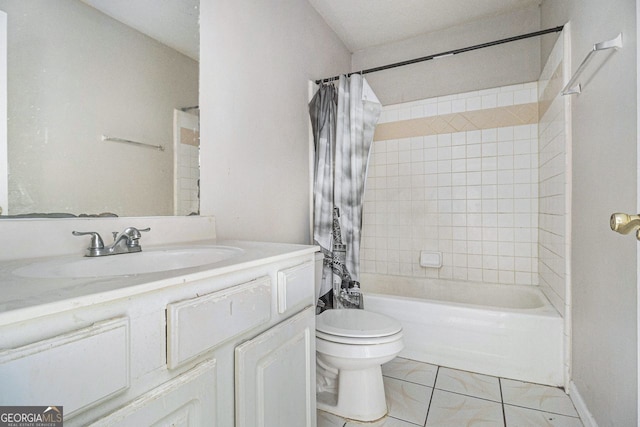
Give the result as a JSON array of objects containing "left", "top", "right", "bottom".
[{"left": 73, "top": 227, "right": 150, "bottom": 257}]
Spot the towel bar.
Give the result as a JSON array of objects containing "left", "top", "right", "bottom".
[
  {"left": 102, "top": 135, "right": 165, "bottom": 152},
  {"left": 562, "top": 33, "right": 623, "bottom": 96}
]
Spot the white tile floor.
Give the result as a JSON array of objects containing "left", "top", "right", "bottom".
[{"left": 317, "top": 357, "right": 584, "bottom": 427}]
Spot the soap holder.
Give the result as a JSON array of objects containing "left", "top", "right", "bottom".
[{"left": 420, "top": 251, "right": 442, "bottom": 268}]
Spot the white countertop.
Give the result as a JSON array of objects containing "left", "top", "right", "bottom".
[{"left": 0, "top": 240, "right": 319, "bottom": 326}]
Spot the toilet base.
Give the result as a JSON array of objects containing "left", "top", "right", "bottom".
[{"left": 316, "top": 364, "right": 388, "bottom": 422}]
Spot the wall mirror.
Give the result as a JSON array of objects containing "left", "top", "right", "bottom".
[{"left": 0, "top": 0, "right": 199, "bottom": 217}]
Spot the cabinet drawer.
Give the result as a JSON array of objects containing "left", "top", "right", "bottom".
[
  {"left": 166, "top": 277, "right": 271, "bottom": 369},
  {"left": 277, "top": 261, "right": 314, "bottom": 315},
  {"left": 89, "top": 359, "right": 216, "bottom": 427},
  {"left": 0, "top": 317, "right": 129, "bottom": 417}
]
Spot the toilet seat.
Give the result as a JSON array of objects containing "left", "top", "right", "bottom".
[
  {"left": 316, "top": 309, "right": 403, "bottom": 344},
  {"left": 316, "top": 329, "right": 402, "bottom": 345}
]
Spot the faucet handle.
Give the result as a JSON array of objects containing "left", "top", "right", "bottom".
[
  {"left": 124, "top": 227, "right": 151, "bottom": 248},
  {"left": 125, "top": 227, "right": 150, "bottom": 238},
  {"left": 119, "top": 227, "right": 150, "bottom": 235},
  {"left": 111, "top": 227, "right": 151, "bottom": 241},
  {"left": 72, "top": 231, "right": 105, "bottom": 249}
]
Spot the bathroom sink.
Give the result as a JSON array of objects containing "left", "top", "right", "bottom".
[{"left": 13, "top": 246, "right": 244, "bottom": 279}]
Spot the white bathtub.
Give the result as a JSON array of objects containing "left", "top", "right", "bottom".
[{"left": 361, "top": 273, "right": 564, "bottom": 386}]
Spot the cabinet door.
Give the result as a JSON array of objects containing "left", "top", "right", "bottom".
[
  {"left": 235, "top": 306, "right": 316, "bottom": 427},
  {"left": 88, "top": 359, "right": 216, "bottom": 427}
]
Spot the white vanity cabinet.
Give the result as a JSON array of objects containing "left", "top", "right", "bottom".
[{"left": 0, "top": 243, "right": 318, "bottom": 427}]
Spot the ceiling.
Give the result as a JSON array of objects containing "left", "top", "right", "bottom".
[
  {"left": 307, "top": 0, "right": 541, "bottom": 52},
  {"left": 81, "top": 0, "right": 199, "bottom": 61},
  {"left": 80, "top": 0, "right": 541, "bottom": 62}
]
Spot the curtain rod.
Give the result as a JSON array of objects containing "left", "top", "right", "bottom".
[{"left": 316, "top": 26, "right": 564, "bottom": 84}]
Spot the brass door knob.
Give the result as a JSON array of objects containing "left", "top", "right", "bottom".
[{"left": 610, "top": 213, "right": 640, "bottom": 240}]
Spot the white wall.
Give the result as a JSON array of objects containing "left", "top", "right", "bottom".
[
  {"left": 541, "top": 0, "right": 638, "bottom": 425},
  {"left": 1, "top": 0, "right": 198, "bottom": 217},
  {"left": 351, "top": 5, "right": 542, "bottom": 106},
  {"left": 198, "top": 0, "right": 351, "bottom": 243}
]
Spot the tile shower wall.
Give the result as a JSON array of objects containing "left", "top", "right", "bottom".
[
  {"left": 361, "top": 83, "right": 539, "bottom": 285},
  {"left": 175, "top": 112, "right": 201, "bottom": 216},
  {"left": 537, "top": 35, "right": 567, "bottom": 315},
  {"left": 176, "top": 140, "right": 200, "bottom": 215}
]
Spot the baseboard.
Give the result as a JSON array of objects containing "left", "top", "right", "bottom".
[{"left": 568, "top": 380, "right": 598, "bottom": 427}]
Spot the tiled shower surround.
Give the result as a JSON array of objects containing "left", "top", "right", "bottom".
[
  {"left": 537, "top": 34, "right": 568, "bottom": 315},
  {"left": 361, "top": 83, "right": 540, "bottom": 285}
]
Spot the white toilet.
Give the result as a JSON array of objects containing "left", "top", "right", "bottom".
[{"left": 315, "top": 303, "right": 404, "bottom": 421}]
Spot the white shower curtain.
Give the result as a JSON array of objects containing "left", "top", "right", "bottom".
[{"left": 309, "top": 74, "right": 382, "bottom": 310}]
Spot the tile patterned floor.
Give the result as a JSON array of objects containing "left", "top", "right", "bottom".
[{"left": 317, "top": 357, "right": 584, "bottom": 427}]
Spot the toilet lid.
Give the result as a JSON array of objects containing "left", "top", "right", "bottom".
[{"left": 316, "top": 309, "right": 402, "bottom": 338}]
